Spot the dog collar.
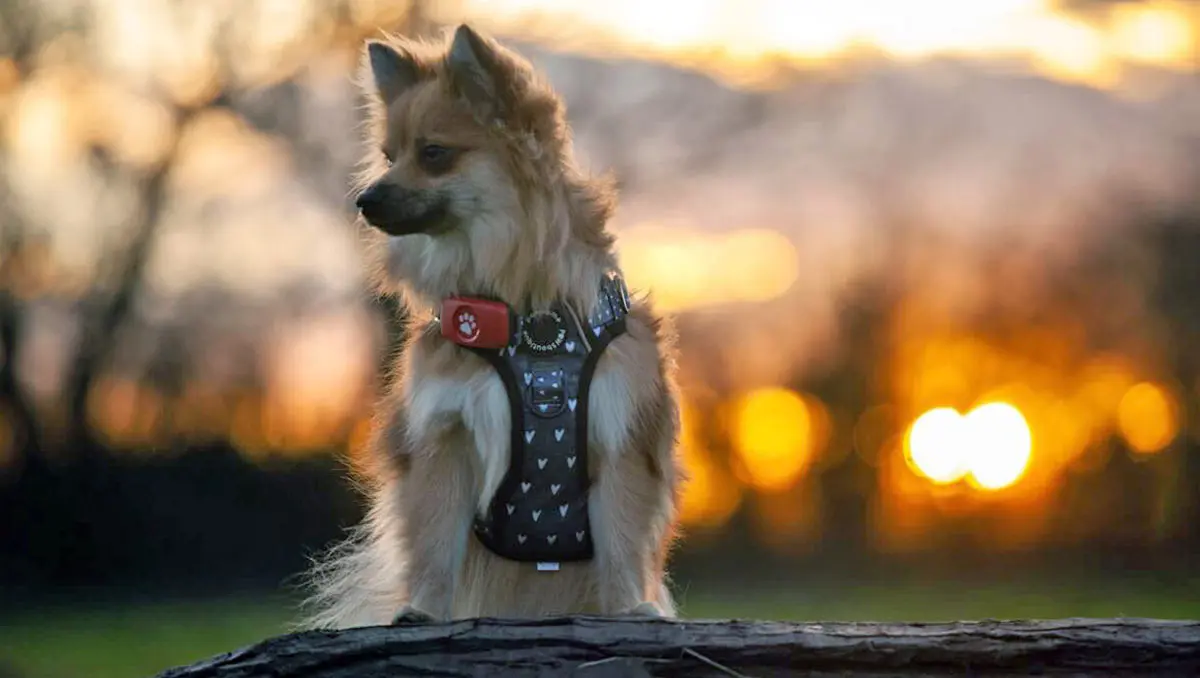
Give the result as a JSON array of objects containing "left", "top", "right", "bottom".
[{"left": 436, "top": 273, "right": 631, "bottom": 352}]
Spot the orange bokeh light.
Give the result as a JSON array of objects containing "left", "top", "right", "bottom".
[
  {"left": 1117, "top": 381, "right": 1179, "bottom": 455},
  {"left": 730, "top": 387, "right": 815, "bottom": 492}
]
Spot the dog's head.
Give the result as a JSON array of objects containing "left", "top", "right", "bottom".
[{"left": 354, "top": 25, "right": 616, "bottom": 310}]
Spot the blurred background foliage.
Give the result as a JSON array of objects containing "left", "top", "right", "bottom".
[{"left": 1, "top": 1, "right": 1199, "bottom": 676}]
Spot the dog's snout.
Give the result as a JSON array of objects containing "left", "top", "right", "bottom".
[
  {"left": 354, "top": 182, "right": 448, "bottom": 236},
  {"left": 356, "top": 184, "right": 386, "bottom": 215}
]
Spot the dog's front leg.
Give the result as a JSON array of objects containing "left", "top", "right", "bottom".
[
  {"left": 590, "top": 458, "right": 661, "bottom": 615},
  {"left": 394, "top": 361, "right": 508, "bottom": 624},
  {"left": 393, "top": 429, "right": 476, "bottom": 624},
  {"left": 589, "top": 396, "right": 679, "bottom": 618}
]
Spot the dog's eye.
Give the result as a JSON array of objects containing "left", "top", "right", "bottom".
[
  {"left": 381, "top": 150, "right": 394, "bottom": 167},
  {"left": 416, "top": 143, "right": 458, "bottom": 175}
]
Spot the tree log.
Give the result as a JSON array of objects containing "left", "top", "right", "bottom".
[{"left": 156, "top": 616, "right": 1200, "bottom": 677}]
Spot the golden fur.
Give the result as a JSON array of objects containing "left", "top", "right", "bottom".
[{"left": 302, "top": 24, "right": 683, "bottom": 628}]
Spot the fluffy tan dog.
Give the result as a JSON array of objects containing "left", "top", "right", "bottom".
[{"left": 303, "top": 24, "right": 683, "bottom": 628}]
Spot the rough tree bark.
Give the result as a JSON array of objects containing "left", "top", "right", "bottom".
[{"left": 157, "top": 616, "right": 1200, "bottom": 677}]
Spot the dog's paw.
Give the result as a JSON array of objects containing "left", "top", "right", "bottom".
[
  {"left": 618, "top": 601, "right": 665, "bottom": 618},
  {"left": 391, "top": 605, "right": 436, "bottom": 626}
]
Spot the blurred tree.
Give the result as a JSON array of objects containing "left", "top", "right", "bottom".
[{"left": 0, "top": 0, "right": 428, "bottom": 593}]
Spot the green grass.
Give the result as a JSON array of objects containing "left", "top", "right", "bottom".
[
  {"left": 0, "top": 596, "right": 297, "bottom": 678},
  {"left": 3, "top": 578, "right": 1198, "bottom": 678},
  {"left": 676, "top": 576, "right": 1200, "bottom": 622}
]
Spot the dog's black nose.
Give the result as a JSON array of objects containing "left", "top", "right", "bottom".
[{"left": 356, "top": 184, "right": 386, "bottom": 218}]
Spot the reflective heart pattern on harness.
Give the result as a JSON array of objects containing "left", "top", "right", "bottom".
[{"left": 469, "top": 274, "right": 632, "bottom": 563}]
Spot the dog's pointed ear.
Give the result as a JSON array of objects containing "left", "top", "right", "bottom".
[
  {"left": 447, "top": 24, "right": 503, "bottom": 116},
  {"left": 366, "top": 40, "right": 419, "bottom": 104}
]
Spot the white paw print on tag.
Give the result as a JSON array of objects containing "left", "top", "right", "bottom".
[{"left": 455, "top": 310, "right": 478, "bottom": 340}]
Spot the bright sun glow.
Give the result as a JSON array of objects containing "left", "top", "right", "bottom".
[
  {"left": 439, "top": 0, "right": 1200, "bottom": 89},
  {"left": 906, "top": 406, "right": 970, "bottom": 484},
  {"left": 906, "top": 401, "right": 1032, "bottom": 490},
  {"left": 619, "top": 226, "right": 799, "bottom": 313},
  {"left": 964, "top": 402, "right": 1033, "bottom": 490}
]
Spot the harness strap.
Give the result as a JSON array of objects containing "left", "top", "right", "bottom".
[{"left": 449, "top": 273, "right": 631, "bottom": 563}]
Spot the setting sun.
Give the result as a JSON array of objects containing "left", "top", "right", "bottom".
[
  {"left": 906, "top": 402, "right": 1032, "bottom": 490},
  {"left": 964, "top": 402, "right": 1033, "bottom": 490},
  {"left": 906, "top": 407, "right": 970, "bottom": 484}
]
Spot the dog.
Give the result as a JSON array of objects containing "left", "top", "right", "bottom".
[{"left": 302, "top": 24, "right": 684, "bottom": 628}]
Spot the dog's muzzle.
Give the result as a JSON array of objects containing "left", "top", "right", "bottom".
[{"left": 356, "top": 184, "right": 447, "bottom": 236}]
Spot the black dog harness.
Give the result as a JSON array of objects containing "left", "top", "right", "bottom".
[{"left": 446, "top": 273, "right": 631, "bottom": 565}]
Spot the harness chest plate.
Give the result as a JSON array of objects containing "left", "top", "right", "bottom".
[{"left": 459, "top": 274, "right": 631, "bottom": 563}]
